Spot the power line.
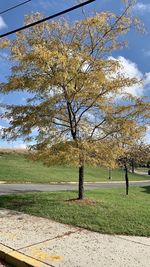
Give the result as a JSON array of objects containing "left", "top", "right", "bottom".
[
  {"left": 0, "top": 0, "right": 96, "bottom": 38},
  {"left": 0, "top": 0, "right": 31, "bottom": 15}
]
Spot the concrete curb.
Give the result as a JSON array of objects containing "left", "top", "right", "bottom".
[
  {"left": 0, "top": 244, "right": 49, "bottom": 267},
  {"left": 0, "top": 180, "right": 150, "bottom": 185}
]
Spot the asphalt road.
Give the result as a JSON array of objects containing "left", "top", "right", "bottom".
[{"left": 0, "top": 181, "right": 150, "bottom": 195}]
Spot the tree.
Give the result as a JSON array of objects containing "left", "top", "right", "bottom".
[
  {"left": 118, "top": 142, "right": 150, "bottom": 195},
  {"left": 117, "top": 124, "right": 147, "bottom": 195},
  {"left": 128, "top": 143, "right": 150, "bottom": 173},
  {"left": 0, "top": 2, "right": 150, "bottom": 199}
]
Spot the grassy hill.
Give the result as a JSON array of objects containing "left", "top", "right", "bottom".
[{"left": 0, "top": 150, "right": 148, "bottom": 183}]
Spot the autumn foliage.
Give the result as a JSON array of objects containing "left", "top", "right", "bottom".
[{"left": 0, "top": 1, "right": 150, "bottom": 198}]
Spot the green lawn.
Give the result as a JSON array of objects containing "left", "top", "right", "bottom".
[
  {"left": 0, "top": 186, "right": 150, "bottom": 236},
  {"left": 0, "top": 153, "right": 148, "bottom": 183}
]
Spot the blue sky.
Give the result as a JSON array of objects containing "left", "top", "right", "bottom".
[{"left": 0, "top": 0, "right": 150, "bottom": 148}]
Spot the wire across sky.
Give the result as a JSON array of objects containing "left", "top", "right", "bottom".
[
  {"left": 0, "top": 0, "right": 31, "bottom": 15},
  {"left": 0, "top": 0, "right": 96, "bottom": 38}
]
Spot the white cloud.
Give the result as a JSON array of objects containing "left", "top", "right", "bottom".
[
  {"left": 15, "top": 143, "right": 27, "bottom": 149},
  {"left": 109, "top": 56, "right": 144, "bottom": 97},
  {"left": 144, "top": 72, "right": 150, "bottom": 86},
  {"left": 117, "top": 56, "right": 143, "bottom": 79},
  {"left": 0, "top": 138, "right": 27, "bottom": 149},
  {"left": 0, "top": 16, "right": 7, "bottom": 30},
  {"left": 143, "top": 72, "right": 150, "bottom": 97},
  {"left": 134, "top": 2, "right": 150, "bottom": 13},
  {"left": 145, "top": 126, "right": 150, "bottom": 144}
]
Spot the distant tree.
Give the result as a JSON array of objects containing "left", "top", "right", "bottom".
[
  {"left": 0, "top": 1, "right": 150, "bottom": 199},
  {"left": 129, "top": 143, "right": 150, "bottom": 173},
  {"left": 117, "top": 125, "right": 148, "bottom": 195},
  {"left": 147, "top": 161, "right": 150, "bottom": 168}
]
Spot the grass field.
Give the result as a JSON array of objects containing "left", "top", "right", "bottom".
[
  {"left": 0, "top": 186, "right": 150, "bottom": 236},
  {"left": 0, "top": 152, "right": 148, "bottom": 183}
]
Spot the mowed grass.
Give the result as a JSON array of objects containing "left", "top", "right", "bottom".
[
  {"left": 0, "top": 186, "right": 150, "bottom": 236},
  {"left": 0, "top": 152, "right": 148, "bottom": 183}
]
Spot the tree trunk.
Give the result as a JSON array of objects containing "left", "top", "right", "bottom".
[
  {"left": 78, "top": 162, "right": 84, "bottom": 200},
  {"left": 131, "top": 159, "right": 135, "bottom": 173},
  {"left": 108, "top": 168, "right": 112, "bottom": 180},
  {"left": 124, "top": 164, "right": 129, "bottom": 195}
]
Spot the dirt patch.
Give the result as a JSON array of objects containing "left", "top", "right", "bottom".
[{"left": 65, "top": 198, "right": 97, "bottom": 205}]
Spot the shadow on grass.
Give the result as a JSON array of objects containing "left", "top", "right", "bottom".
[
  {"left": 141, "top": 186, "right": 150, "bottom": 194},
  {"left": 0, "top": 192, "right": 73, "bottom": 212},
  {"left": 0, "top": 195, "right": 36, "bottom": 210}
]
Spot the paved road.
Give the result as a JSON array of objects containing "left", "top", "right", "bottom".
[
  {"left": 0, "top": 181, "right": 150, "bottom": 195},
  {"left": 135, "top": 170, "right": 149, "bottom": 175}
]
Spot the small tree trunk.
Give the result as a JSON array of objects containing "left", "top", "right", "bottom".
[
  {"left": 131, "top": 159, "right": 135, "bottom": 173},
  {"left": 108, "top": 168, "right": 112, "bottom": 180},
  {"left": 78, "top": 161, "right": 84, "bottom": 200},
  {"left": 124, "top": 164, "right": 129, "bottom": 195}
]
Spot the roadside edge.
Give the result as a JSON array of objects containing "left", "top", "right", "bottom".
[{"left": 0, "top": 243, "right": 50, "bottom": 267}]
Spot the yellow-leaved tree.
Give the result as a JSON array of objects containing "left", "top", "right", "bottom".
[
  {"left": 114, "top": 121, "right": 147, "bottom": 195},
  {"left": 0, "top": 1, "right": 150, "bottom": 199}
]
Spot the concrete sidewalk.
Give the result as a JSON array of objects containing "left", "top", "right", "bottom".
[{"left": 0, "top": 209, "right": 150, "bottom": 267}]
